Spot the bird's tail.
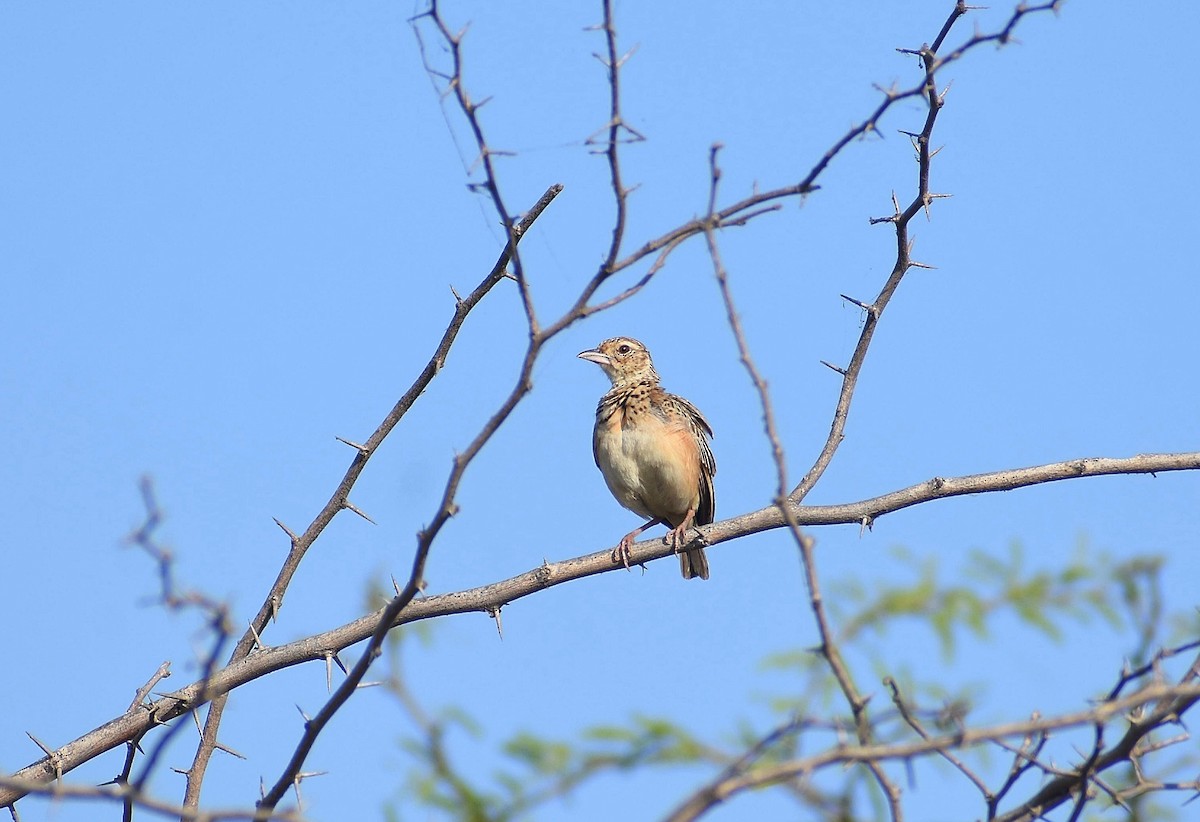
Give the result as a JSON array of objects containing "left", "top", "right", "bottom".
[{"left": 679, "top": 546, "right": 709, "bottom": 580}]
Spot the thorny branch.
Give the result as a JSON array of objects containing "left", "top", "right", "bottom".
[
  {"left": 702, "top": 144, "right": 900, "bottom": 817},
  {"left": 255, "top": 198, "right": 562, "bottom": 812},
  {"left": 789, "top": 0, "right": 1027, "bottom": 505},
  {"left": 252, "top": 2, "right": 588, "bottom": 807},
  {"left": 184, "top": 176, "right": 562, "bottom": 813},
  {"left": 0, "top": 775, "right": 302, "bottom": 822},
  {"left": 121, "top": 480, "right": 234, "bottom": 819},
  {"left": 590, "top": 0, "right": 640, "bottom": 277},
  {"left": 663, "top": 649, "right": 1200, "bottom": 822},
  {"left": 991, "top": 645, "right": 1200, "bottom": 821},
  {"left": 691, "top": 2, "right": 1062, "bottom": 816},
  {"left": 413, "top": 0, "right": 536, "bottom": 331}
]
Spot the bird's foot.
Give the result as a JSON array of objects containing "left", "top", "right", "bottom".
[
  {"left": 664, "top": 523, "right": 690, "bottom": 554},
  {"left": 611, "top": 533, "right": 636, "bottom": 570}
]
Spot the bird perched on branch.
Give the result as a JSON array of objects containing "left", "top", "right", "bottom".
[{"left": 578, "top": 337, "right": 716, "bottom": 580}]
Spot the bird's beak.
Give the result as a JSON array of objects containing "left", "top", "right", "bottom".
[{"left": 577, "top": 349, "right": 610, "bottom": 367}]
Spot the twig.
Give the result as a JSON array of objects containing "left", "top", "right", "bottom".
[
  {"left": 0, "top": 774, "right": 302, "bottom": 821},
  {"left": 254, "top": 183, "right": 562, "bottom": 812},
  {"left": 181, "top": 181, "right": 562, "bottom": 809},
  {"left": 704, "top": 143, "right": 900, "bottom": 819},
  {"left": 663, "top": 679, "right": 1200, "bottom": 822},
  {"left": 886, "top": 677, "right": 991, "bottom": 799}
]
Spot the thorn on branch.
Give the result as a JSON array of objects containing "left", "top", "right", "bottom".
[
  {"left": 335, "top": 436, "right": 369, "bottom": 455},
  {"left": 292, "top": 769, "right": 327, "bottom": 810},
  {"left": 248, "top": 619, "right": 266, "bottom": 652},
  {"left": 839, "top": 293, "right": 874, "bottom": 312},
  {"left": 214, "top": 739, "right": 247, "bottom": 760},
  {"left": 392, "top": 571, "right": 428, "bottom": 600},
  {"left": 488, "top": 606, "right": 504, "bottom": 640},
  {"left": 273, "top": 517, "right": 299, "bottom": 546},
  {"left": 871, "top": 190, "right": 904, "bottom": 224},
  {"left": 25, "top": 732, "right": 54, "bottom": 758},
  {"left": 873, "top": 81, "right": 900, "bottom": 101},
  {"left": 820, "top": 359, "right": 847, "bottom": 376},
  {"left": 342, "top": 500, "right": 376, "bottom": 525},
  {"left": 26, "top": 733, "right": 64, "bottom": 783},
  {"left": 614, "top": 43, "right": 639, "bottom": 70}
]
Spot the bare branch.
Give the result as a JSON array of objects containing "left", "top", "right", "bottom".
[
  {"left": 182, "top": 181, "right": 562, "bottom": 808},
  {"left": 0, "top": 775, "right": 302, "bottom": 821},
  {"left": 254, "top": 183, "right": 562, "bottom": 813},
  {"left": 664, "top": 678, "right": 1200, "bottom": 822},
  {"left": 415, "top": 0, "right": 537, "bottom": 332},
  {"left": 705, "top": 143, "right": 900, "bottom": 817},
  {"left": 792, "top": 3, "right": 958, "bottom": 506},
  {"left": 591, "top": 0, "right": 635, "bottom": 279}
]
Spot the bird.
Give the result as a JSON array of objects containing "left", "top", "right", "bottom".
[{"left": 578, "top": 337, "right": 716, "bottom": 580}]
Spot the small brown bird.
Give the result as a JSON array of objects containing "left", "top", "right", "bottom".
[{"left": 578, "top": 337, "right": 716, "bottom": 580}]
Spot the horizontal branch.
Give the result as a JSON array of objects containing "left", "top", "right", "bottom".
[
  {"left": 0, "top": 776, "right": 300, "bottom": 821},
  {"left": 664, "top": 680, "right": 1200, "bottom": 822},
  {"left": 775, "top": 451, "right": 1200, "bottom": 530},
  {"left": 3, "top": 450, "right": 1197, "bottom": 805}
]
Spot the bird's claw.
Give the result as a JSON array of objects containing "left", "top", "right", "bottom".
[
  {"left": 665, "top": 525, "right": 690, "bottom": 554},
  {"left": 611, "top": 537, "right": 634, "bottom": 571}
]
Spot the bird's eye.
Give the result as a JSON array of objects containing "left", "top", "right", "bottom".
[{"left": 618, "top": 344, "right": 631, "bottom": 355}]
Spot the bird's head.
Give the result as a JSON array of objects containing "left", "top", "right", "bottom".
[{"left": 578, "top": 337, "right": 659, "bottom": 387}]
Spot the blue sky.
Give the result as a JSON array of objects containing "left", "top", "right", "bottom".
[{"left": 2, "top": 3, "right": 1198, "bottom": 821}]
